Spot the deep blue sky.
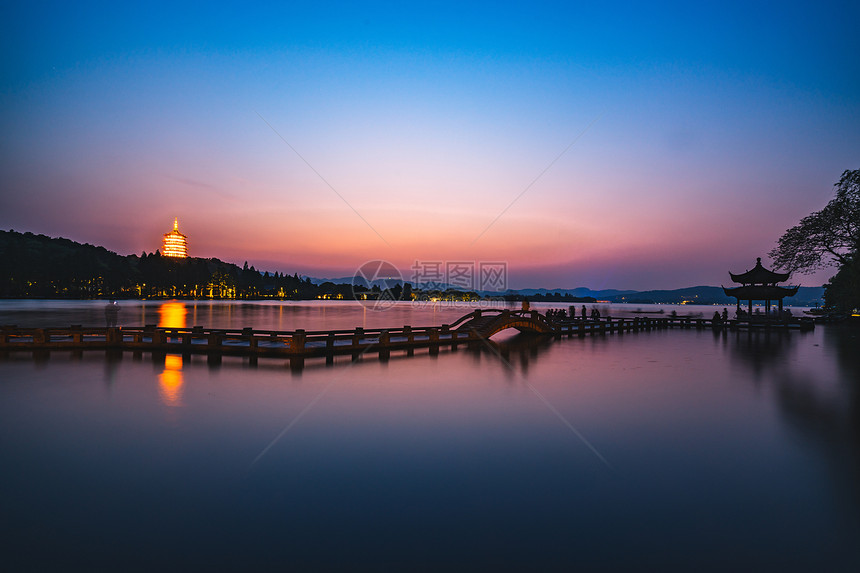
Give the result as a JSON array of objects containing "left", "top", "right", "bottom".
[{"left": 2, "top": 1, "right": 858, "bottom": 289}]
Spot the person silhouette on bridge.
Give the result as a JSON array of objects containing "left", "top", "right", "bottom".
[
  {"left": 581, "top": 305, "right": 587, "bottom": 321},
  {"left": 105, "top": 299, "right": 120, "bottom": 327}
]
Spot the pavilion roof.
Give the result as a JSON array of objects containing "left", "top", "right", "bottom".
[{"left": 729, "top": 258, "right": 790, "bottom": 285}]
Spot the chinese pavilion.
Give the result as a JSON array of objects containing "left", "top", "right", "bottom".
[
  {"left": 723, "top": 257, "right": 797, "bottom": 317},
  {"left": 162, "top": 218, "right": 188, "bottom": 258}
]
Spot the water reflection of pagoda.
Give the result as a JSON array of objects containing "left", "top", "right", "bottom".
[{"left": 723, "top": 257, "right": 798, "bottom": 317}]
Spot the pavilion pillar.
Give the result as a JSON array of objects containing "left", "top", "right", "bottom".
[
  {"left": 748, "top": 299, "right": 752, "bottom": 315},
  {"left": 778, "top": 298, "right": 783, "bottom": 316}
]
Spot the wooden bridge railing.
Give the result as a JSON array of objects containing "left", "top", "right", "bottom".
[{"left": 0, "top": 312, "right": 814, "bottom": 368}]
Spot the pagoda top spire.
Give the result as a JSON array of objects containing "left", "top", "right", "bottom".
[{"left": 174, "top": 217, "right": 179, "bottom": 232}]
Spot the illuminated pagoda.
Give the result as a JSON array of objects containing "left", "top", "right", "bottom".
[
  {"left": 723, "top": 257, "right": 798, "bottom": 317},
  {"left": 162, "top": 218, "right": 188, "bottom": 258}
]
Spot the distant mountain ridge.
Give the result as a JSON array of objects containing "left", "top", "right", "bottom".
[
  {"left": 508, "top": 287, "right": 637, "bottom": 298},
  {"left": 600, "top": 285, "right": 824, "bottom": 306},
  {"left": 306, "top": 277, "right": 825, "bottom": 306}
]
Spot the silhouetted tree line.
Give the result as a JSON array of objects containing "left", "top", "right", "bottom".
[{"left": 0, "top": 230, "right": 356, "bottom": 300}]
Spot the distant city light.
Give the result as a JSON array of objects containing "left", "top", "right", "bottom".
[{"left": 162, "top": 218, "right": 188, "bottom": 258}]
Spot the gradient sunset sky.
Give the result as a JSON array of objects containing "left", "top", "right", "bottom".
[{"left": 2, "top": 1, "right": 858, "bottom": 289}]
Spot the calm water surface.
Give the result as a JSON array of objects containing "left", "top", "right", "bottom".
[{"left": 1, "top": 300, "right": 859, "bottom": 570}]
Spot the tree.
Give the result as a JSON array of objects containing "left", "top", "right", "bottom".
[
  {"left": 823, "top": 257, "right": 860, "bottom": 313},
  {"left": 769, "top": 169, "right": 860, "bottom": 274},
  {"left": 770, "top": 169, "right": 860, "bottom": 313},
  {"left": 390, "top": 283, "right": 403, "bottom": 300}
]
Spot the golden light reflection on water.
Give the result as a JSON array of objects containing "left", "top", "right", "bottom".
[
  {"left": 158, "top": 354, "right": 184, "bottom": 406},
  {"left": 157, "top": 303, "right": 186, "bottom": 407},
  {"left": 158, "top": 301, "right": 187, "bottom": 328}
]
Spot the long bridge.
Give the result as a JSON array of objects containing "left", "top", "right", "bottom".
[{"left": 0, "top": 308, "right": 814, "bottom": 370}]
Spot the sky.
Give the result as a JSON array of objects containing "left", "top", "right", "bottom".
[{"left": 1, "top": 1, "right": 858, "bottom": 290}]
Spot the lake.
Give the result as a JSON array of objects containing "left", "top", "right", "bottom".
[{"left": 1, "top": 300, "right": 859, "bottom": 571}]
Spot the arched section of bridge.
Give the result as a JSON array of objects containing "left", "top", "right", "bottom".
[{"left": 452, "top": 309, "right": 555, "bottom": 339}]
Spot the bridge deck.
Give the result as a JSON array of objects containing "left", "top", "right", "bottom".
[{"left": 1, "top": 310, "right": 814, "bottom": 369}]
